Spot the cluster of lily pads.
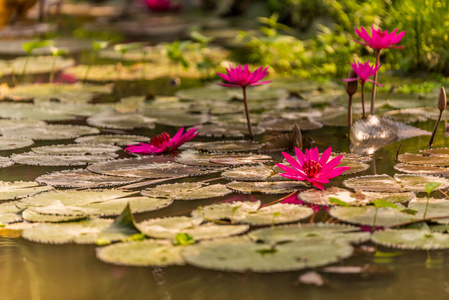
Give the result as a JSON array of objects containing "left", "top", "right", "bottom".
[{"left": 1, "top": 28, "right": 449, "bottom": 276}]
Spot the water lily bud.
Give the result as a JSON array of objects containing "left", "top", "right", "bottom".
[
  {"left": 438, "top": 87, "right": 447, "bottom": 111},
  {"left": 346, "top": 69, "right": 358, "bottom": 96}
]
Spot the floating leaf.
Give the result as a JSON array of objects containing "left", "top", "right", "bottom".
[
  {"left": 299, "top": 187, "right": 414, "bottom": 207},
  {"left": 248, "top": 223, "right": 370, "bottom": 244},
  {"left": 174, "top": 150, "right": 224, "bottom": 167},
  {"left": 222, "top": 165, "right": 288, "bottom": 182},
  {"left": 258, "top": 117, "right": 322, "bottom": 132},
  {"left": 329, "top": 206, "right": 415, "bottom": 227},
  {"left": 408, "top": 198, "right": 449, "bottom": 223},
  {"left": 343, "top": 175, "right": 403, "bottom": 192},
  {"left": 226, "top": 181, "right": 307, "bottom": 194},
  {"left": 12, "top": 152, "right": 118, "bottom": 166},
  {"left": 393, "top": 163, "right": 449, "bottom": 176},
  {"left": 175, "top": 85, "right": 232, "bottom": 102},
  {"left": 141, "top": 182, "right": 231, "bottom": 200},
  {"left": 31, "top": 144, "right": 121, "bottom": 155},
  {"left": 22, "top": 209, "right": 87, "bottom": 223},
  {"left": 398, "top": 153, "right": 449, "bottom": 167},
  {"left": 181, "top": 236, "right": 353, "bottom": 272},
  {"left": 96, "top": 239, "right": 185, "bottom": 267},
  {"left": 0, "top": 157, "right": 13, "bottom": 168},
  {"left": 192, "top": 124, "right": 265, "bottom": 138},
  {"left": 0, "top": 103, "right": 75, "bottom": 121},
  {"left": 35, "top": 169, "right": 141, "bottom": 188},
  {"left": 137, "top": 216, "right": 249, "bottom": 240},
  {"left": 2, "top": 124, "right": 99, "bottom": 140},
  {"left": 0, "top": 181, "right": 52, "bottom": 201},
  {"left": 209, "top": 154, "right": 272, "bottom": 166},
  {"left": 88, "top": 158, "right": 221, "bottom": 178},
  {"left": 74, "top": 134, "right": 148, "bottom": 146},
  {"left": 372, "top": 229, "right": 449, "bottom": 250},
  {"left": 191, "top": 140, "right": 262, "bottom": 153},
  {"left": 0, "top": 119, "right": 46, "bottom": 131},
  {"left": 394, "top": 174, "right": 449, "bottom": 192},
  {"left": 86, "top": 111, "right": 156, "bottom": 130}
]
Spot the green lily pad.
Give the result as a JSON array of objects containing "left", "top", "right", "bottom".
[
  {"left": 408, "top": 198, "right": 449, "bottom": 224},
  {"left": 343, "top": 175, "right": 404, "bottom": 193},
  {"left": 226, "top": 181, "right": 307, "bottom": 194},
  {"left": 209, "top": 154, "right": 272, "bottom": 166},
  {"left": 0, "top": 213, "right": 22, "bottom": 224},
  {"left": 0, "top": 103, "right": 75, "bottom": 121},
  {"left": 86, "top": 111, "right": 156, "bottom": 130},
  {"left": 36, "top": 102, "right": 113, "bottom": 116},
  {"left": 31, "top": 144, "right": 121, "bottom": 155},
  {"left": 398, "top": 153, "right": 449, "bottom": 167},
  {"left": 192, "top": 201, "right": 313, "bottom": 225},
  {"left": 1, "top": 56, "right": 74, "bottom": 75},
  {"left": 329, "top": 205, "right": 415, "bottom": 227},
  {"left": 258, "top": 117, "right": 322, "bottom": 132},
  {"left": 181, "top": 236, "right": 353, "bottom": 272},
  {"left": 12, "top": 152, "right": 118, "bottom": 166},
  {"left": 248, "top": 223, "right": 370, "bottom": 244},
  {"left": 372, "top": 229, "right": 449, "bottom": 250},
  {"left": 230, "top": 87, "right": 289, "bottom": 101},
  {"left": 96, "top": 239, "right": 185, "bottom": 267},
  {"left": 191, "top": 141, "right": 262, "bottom": 153},
  {"left": 299, "top": 187, "right": 415, "bottom": 206},
  {"left": 137, "top": 216, "right": 249, "bottom": 240},
  {"left": 141, "top": 110, "right": 211, "bottom": 127},
  {"left": 175, "top": 85, "right": 233, "bottom": 102},
  {"left": 393, "top": 163, "right": 449, "bottom": 176},
  {"left": 88, "top": 159, "right": 221, "bottom": 178},
  {"left": 0, "top": 119, "right": 46, "bottom": 131},
  {"left": 394, "top": 174, "right": 449, "bottom": 192},
  {"left": 74, "top": 134, "right": 149, "bottom": 146},
  {"left": 0, "top": 181, "right": 52, "bottom": 201},
  {"left": 420, "top": 148, "right": 449, "bottom": 155},
  {"left": 22, "top": 209, "right": 87, "bottom": 223},
  {"left": 35, "top": 169, "right": 142, "bottom": 188},
  {"left": 222, "top": 165, "right": 289, "bottom": 182},
  {"left": 4, "top": 83, "right": 112, "bottom": 103},
  {"left": 0, "top": 157, "right": 13, "bottom": 168},
  {"left": 2, "top": 124, "right": 99, "bottom": 140},
  {"left": 18, "top": 189, "right": 173, "bottom": 217},
  {"left": 174, "top": 150, "right": 225, "bottom": 167},
  {"left": 141, "top": 182, "right": 231, "bottom": 200},
  {"left": 192, "top": 124, "right": 265, "bottom": 138}
]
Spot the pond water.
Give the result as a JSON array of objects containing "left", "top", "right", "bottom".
[{"left": 1, "top": 101, "right": 449, "bottom": 300}]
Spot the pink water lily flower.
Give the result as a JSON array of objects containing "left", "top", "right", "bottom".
[
  {"left": 276, "top": 147, "right": 350, "bottom": 190},
  {"left": 343, "top": 60, "right": 382, "bottom": 86},
  {"left": 125, "top": 127, "right": 198, "bottom": 154},
  {"left": 217, "top": 64, "right": 271, "bottom": 88},
  {"left": 355, "top": 26, "right": 405, "bottom": 50}
]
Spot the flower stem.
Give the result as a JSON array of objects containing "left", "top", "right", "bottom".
[
  {"left": 372, "top": 207, "right": 378, "bottom": 231},
  {"left": 423, "top": 196, "right": 430, "bottom": 219},
  {"left": 361, "top": 81, "right": 366, "bottom": 118},
  {"left": 348, "top": 94, "right": 353, "bottom": 136},
  {"left": 242, "top": 87, "right": 254, "bottom": 142},
  {"left": 429, "top": 110, "right": 443, "bottom": 149},
  {"left": 49, "top": 55, "right": 56, "bottom": 83},
  {"left": 370, "top": 49, "right": 381, "bottom": 115}
]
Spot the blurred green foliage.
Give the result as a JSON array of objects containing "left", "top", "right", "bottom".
[{"left": 240, "top": 0, "right": 449, "bottom": 78}]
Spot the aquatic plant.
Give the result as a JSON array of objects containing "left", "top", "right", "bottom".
[
  {"left": 423, "top": 182, "right": 442, "bottom": 219},
  {"left": 83, "top": 40, "right": 109, "bottom": 83},
  {"left": 345, "top": 69, "right": 358, "bottom": 133},
  {"left": 125, "top": 127, "right": 198, "bottom": 155},
  {"left": 343, "top": 60, "right": 381, "bottom": 118},
  {"left": 217, "top": 64, "right": 271, "bottom": 141},
  {"left": 276, "top": 147, "right": 350, "bottom": 190},
  {"left": 21, "top": 40, "right": 53, "bottom": 77},
  {"left": 429, "top": 87, "right": 447, "bottom": 148},
  {"left": 49, "top": 47, "right": 67, "bottom": 83},
  {"left": 355, "top": 26, "right": 405, "bottom": 115}
]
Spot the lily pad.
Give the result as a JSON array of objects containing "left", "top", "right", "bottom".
[
  {"left": 248, "top": 223, "right": 370, "bottom": 244},
  {"left": 298, "top": 187, "right": 415, "bottom": 206},
  {"left": 343, "top": 175, "right": 404, "bottom": 193},
  {"left": 174, "top": 150, "right": 225, "bottom": 167},
  {"left": 393, "top": 163, "right": 449, "bottom": 176},
  {"left": 0, "top": 157, "right": 13, "bottom": 168},
  {"left": 141, "top": 182, "right": 231, "bottom": 200},
  {"left": 192, "top": 201, "right": 313, "bottom": 225},
  {"left": 191, "top": 141, "right": 262, "bottom": 153},
  {"left": 372, "top": 229, "right": 449, "bottom": 250},
  {"left": 222, "top": 165, "right": 289, "bottom": 182},
  {"left": 1, "top": 56, "right": 74, "bottom": 75},
  {"left": 137, "top": 216, "right": 249, "bottom": 240},
  {"left": 408, "top": 198, "right": 449, "bottom": 223},
  {"left": 22, "top": 209, "right": 87, "bottom": 223},
  {"left": 420, "top": 148, "right": 449, "bottom": 155},
  {"left": 181, "top": 236, "right": 353, "bottom": 272},
  {"left": 209, "top": 154, "right": 272, "bottom": 166},
  {"left": 394, "top": 174, "right": 449, "bottom": 192},
  {"left": 35, "top": 169, "right": 142, "bottom": 188},
  {"left": 0, "top": 103, "right": 75, "bottom": 121},
  {"left": 175, "top": 85, "right": 232, "bottom": 102},
  {"left": 141, "top": 110, "right": 211, "bottom": 127},
  {"left": 0, "top": 181, "right": 52, "bottom": 201},
  {"left": 231, "top": 87, "right": 289, "bottom": 101},
  {"left": 329, "top": 205, "right": 415, "bottom": 227},
  {"left": 31, "top": 144, "right": 121, "bottom": 155},
  {"left": 2, "top": 124, "right": 99, "bottom": 140},
  {"left": 0, "top": 138, "right": 32, "bottom": 152},
  {"left": 258, "top": 117, "right": 322, "bottom": 132},
  {"left": 398, "top": 153, "right": 449, "bottom": 167},
  {"left": 12, "top": 152, "right": 118, "bottom": 166},
  {"left": 96, "top": 240, "right": 185, "bottom": 267},
  {"left": 0, "top": 119, "right": 46, "bottom": 131},
  {"left": 226, "top": 181, "right": 307, "bottom": 194},
  {"left": 192, "top": 124, "right": 265, "bottom": 138},
  {"left": 86, "top": 111, "right": 156, "bottom": 130},
  {"left": 74, "top": 134, "right": 149, "bottom": 146},
  {"left": 88, "top": 158, "right": 221, "bottom": 178}
]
